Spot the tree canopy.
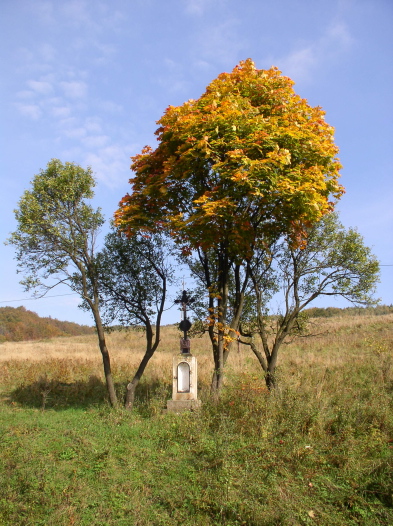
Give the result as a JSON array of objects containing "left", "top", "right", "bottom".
[
  {"left": 116, "top": 59, "right": 344, "bottom": 258},
  {"left": 8, "top": 158, "right": 103, "bottom": 293}
]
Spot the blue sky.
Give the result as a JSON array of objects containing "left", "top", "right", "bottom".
[{"left": 1, "top": 0, "right": 392, "bottom": 325}]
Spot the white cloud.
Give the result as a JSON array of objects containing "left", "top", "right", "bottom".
[
  {"left": 27, "top": 80, "right": 53, "bottom": 95},
  {"left": 39, "top": 43, "right": 57, "bottom": 63},
  {"left": 84, "top": 144, "right": 132, "bottom": 188},
  {"left": 32, "top": 0, "right": 55, "bottom": 25},
  {"left": 60, "top": 81, "right": 88, "bottom": 99},
  {"left": 61, "top": 0, "right": 96, "bottom": 29},
  {"left": 59, "top": 0, "right": 125, "bottom": 34},
  {"left": 184, "top": 0, "right": 208, "bottom": 15},
  {"left": 16, "top": 90, "right": 36, "bottom": 99},
  {"left": 196, "top": 18, "right": 246, "bottom": 66},
  {"left": 273, "top": 20, "right": 354, "bottom": 83},
  {"left": 84, "top": 117, "right": 102, "bottom": 134},
  {"left": 193, "top": 59, "right": 214, "bottom": 71},
  {"left": 327, "top": 21, "right": 353, "bottom": 49},
  {"left": 184, "top": 0, "right": 222, "bottom": 16},
  {"left": 16, "top": 103, "right": 42, "bottom": 120},
  {"left": 51, "top": 106, "right": 71, "bottom": 118},
  {"left": 53, "top": 113, "right": 129, "bottom": 187},
  {"left": 63, "top": 127, "right": 87, "bottom": 139},
  {"left": 276, "top": 47, "right": 317, "bottom": 82},
  {"left": 99, "top": 100, "right": 123, "bottom": 114},
  {"left": 156, "top": 59, "right": 191, "bottom": 94},
  {"left": 82, "top": 135, "right": 109, "bottom": 149},
  {"left": 57, "top": 116, "right": 78, "bottom": 129}
]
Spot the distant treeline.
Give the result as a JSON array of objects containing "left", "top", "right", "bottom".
[
  {"left": 0, "top": 306, "right": 95, "bottom": 343},
  {"left": 1, "top": 305, "right": 391, "bottom": 343},
  {"left": 304, "top": 305, "right": 393, "bottom": 318}
]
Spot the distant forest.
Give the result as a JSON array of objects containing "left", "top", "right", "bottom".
[{"left": 0, "top": 306, "right": 94, "bottom": 343}]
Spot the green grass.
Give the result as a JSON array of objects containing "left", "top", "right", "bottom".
[
  {"left": 1, "top": 319, "right": 393, "bottom": 525},
  {"left": 1, "top": 375, "right": 392, "bottom": 524}
]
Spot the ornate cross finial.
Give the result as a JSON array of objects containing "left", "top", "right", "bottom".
[{"left": 175, "top": 290, "right": 194, "bottom": 353}]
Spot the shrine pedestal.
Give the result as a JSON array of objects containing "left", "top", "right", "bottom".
[{"left": 167, "top": 353, "right": 201, "bottom": 413}]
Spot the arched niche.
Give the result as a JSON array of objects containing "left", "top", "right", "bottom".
[{"left": 177, "top": 362, "right": 190, "bottom": 393}]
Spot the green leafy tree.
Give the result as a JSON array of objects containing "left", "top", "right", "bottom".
[
  {"left": 116, "top": 59, "right": 344, "bottom": 391},
  {"left": 97, "top": 228, "right": 175, "bottom": 410},
  {"left": 7, "top": 159, "right": 117, "bottom": 406},
  {"left": 239, "top": 213, "right": 380, "bottom": 388}
]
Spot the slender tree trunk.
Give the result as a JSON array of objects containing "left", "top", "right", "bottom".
[
  {"left": 124, "top": 347, "right": 155, "bottom": 410},
  {"left": 211, "top": 333, "right": 225, "bottom": 393},
  {"left": 246, "top": 340, "right": 276, "bottom": 389},
  {"left": 264, "top": 342, "right": 281, "bottom": 390},
  {"left": 210, "top": 251, "right": 227, "bottom": 394},
  {"left": 265, "top": 367, "right": 276, "bottom": 390},
  {"left": 78, "top": 262, "right": 118, "bottom": 407},
  {"left": 210, "top": 340, "right": 221, "bottom": 394},
  {"left": 265, "top": 373, "right": 276, "bottom": 390},
  {"left": 249, "top": 341, "right": 268, "bottom": 373},
  {"left": 210, "top": 255, "right": 248, "bottom": 393},
  {"left": 100, "top": 340, "right": 118, "bottom": 406},
  {"left": 92, "top": 306, "right": 118, "bottom": 407}
]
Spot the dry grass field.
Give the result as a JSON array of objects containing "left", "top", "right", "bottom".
[{"left": 1, "top": 313, "right": 392, "bottom": 398}]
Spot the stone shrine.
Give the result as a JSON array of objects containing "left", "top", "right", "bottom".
[{"left": 167, "top": 291, "right": 201, "bottom": 412}]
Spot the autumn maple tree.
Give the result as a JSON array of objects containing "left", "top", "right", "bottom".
[{"left": 116, "top": 59, "right": 344, "bottom": 390}]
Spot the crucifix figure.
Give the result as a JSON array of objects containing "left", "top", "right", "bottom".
[{"left": 175, "top": 290, "right": 193, "bottom": 354}]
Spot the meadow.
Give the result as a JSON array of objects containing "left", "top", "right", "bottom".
[{"left": 0, "top": 313, "right": 392, "bottom": 525}]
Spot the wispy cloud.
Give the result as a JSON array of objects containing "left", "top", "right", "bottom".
[
  {"left": 33, "top": 0, "right": 55, "bottom": 25},
  {"left": 184, "top": 0, "right": 213, "bottom": 16},
  {"left": 196, "top": 18, "right": 246, "bottom": 67},
  {"left": 61, "top": 0, "right": 95, "bottom": 27},
  {"left": 9, "top": 2, "right": 138, "bottom": 188},
  {"left": 51, "top": 106, "right": 72, "bottom": 118},
  {"left": 272, "top": 20, "right": 354, "bottom": 82},
  {"left": 16, "top": 90, "right": 36, "bottom": 100},
  {"left": 82, "top": 135, "right": 110, "bottom": 149},
  {"left": 14, "top": 66, "right": 129, "bottom": 187},
  {"left": 63, "top": 126, "right": 87, "bottom": 140},
  {"left": 59, "top": 80, "right": 88, "bottom": 99},
  {"left": 15, "top": 71, "right": 87, "bottom": 120},
  {"left": 155, "top": 59, "right": 191, "bottom": 94},
  {"left": 277, "top": 48, "right": 317, "bottom": 82},
  {"left": 27, "top": 79, "right": 54, "bottom": 95},
  {"left": 83, "top": 144, "right": 133, "bottom": 188},
  {"left": 38, "top": 0, "right": 126, "bottom": 34},
  {"left": 15, "top": 103, "right": 42, "bottom": 120}
]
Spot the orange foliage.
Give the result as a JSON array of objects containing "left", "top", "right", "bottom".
[{"left": 115, "top": 59, "right": 343, "bottom": 256}]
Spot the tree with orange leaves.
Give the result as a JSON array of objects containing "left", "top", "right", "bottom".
[{"left": 116, "top": 59, "right": 344, "bottom": 391}]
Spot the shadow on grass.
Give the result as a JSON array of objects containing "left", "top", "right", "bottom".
[{"left": 9, "top": 375, "right": 172, "bottom": 411}]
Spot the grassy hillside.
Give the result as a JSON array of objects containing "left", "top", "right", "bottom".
[
  {"left": 0, "top": 305, "right": 94, "bottom": 342},
  {"left": 0, "top": 313, "right": 392, "bottom": 525},
  {"left": 304, "top": 305, "right": 393, "bottom": 318}
]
